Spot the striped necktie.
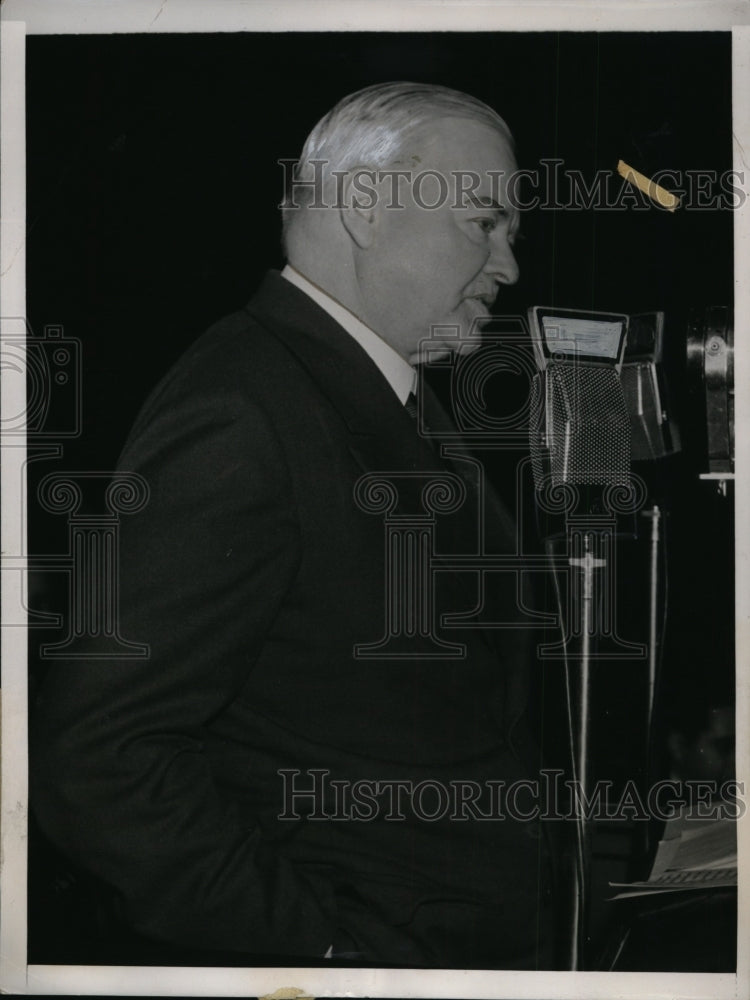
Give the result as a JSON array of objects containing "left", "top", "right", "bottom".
[{"left": 404, "top": 390, "right": 419, "bottom": 420}]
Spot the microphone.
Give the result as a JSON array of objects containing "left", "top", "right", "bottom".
[
  {"left": 527, "top": 307, "right": 632, "bottom": 524},
  {"left": 529, "top": 363, "right": 631, "bottom": 489},
  {"left": 526, "top": 308, "right": 645, "bottom": 972},
  {"left": 621, "top": 310, "right": 681, "bottom": 462}
]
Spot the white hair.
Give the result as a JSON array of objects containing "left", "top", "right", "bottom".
[{"left": 280, "top": 81, "right": 513, "bottom": 252}]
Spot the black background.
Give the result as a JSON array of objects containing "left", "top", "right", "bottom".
[{"left": 25, "top": 31, "right": 736, "bottom": 969}]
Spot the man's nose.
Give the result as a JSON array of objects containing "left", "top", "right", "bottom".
[{"left": 484, "top": 235, "right": 520, "bottom": 286}]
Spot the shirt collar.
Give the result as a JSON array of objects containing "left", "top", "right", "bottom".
[{"left": 280, "top": 264, "right": 416, "bottom": 405}]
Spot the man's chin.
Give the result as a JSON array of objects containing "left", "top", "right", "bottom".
[
  {"left": 409, "top": 334, "right": 483, "bottom": 366},
  {"left": 408, "top": 307, "right": 488, "bottom": 365}
]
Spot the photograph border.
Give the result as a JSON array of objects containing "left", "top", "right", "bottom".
[{"left": 1, "top": 2, "right": 748, "bottom": 997}]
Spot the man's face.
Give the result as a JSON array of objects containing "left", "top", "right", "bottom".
[{"left": 355, "top": 116, "right": 520, "bottom": 364}]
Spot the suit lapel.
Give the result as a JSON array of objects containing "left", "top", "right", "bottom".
[
  {"left": 418, "top": 378, "right": 520, "bottom": 557},
  {"left": 244, "top": 272, "right": 526, "bottom": 673},
  {"left": 245, "top": 273, "right": 460, "bottom": 508},
  {"left": 245, "top": 271, "right": 524, "bottom": 548}
]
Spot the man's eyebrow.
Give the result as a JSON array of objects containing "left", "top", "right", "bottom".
[{"left": 465, "top": 195, "right": 506, "bottom": 212}]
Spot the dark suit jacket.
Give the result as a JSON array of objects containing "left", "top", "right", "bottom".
[{"left": 31, "top": 271, "right": 555, "bottom": 969}]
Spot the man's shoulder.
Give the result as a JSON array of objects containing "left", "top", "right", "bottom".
[
  {"left": 183, "top": 301, "right": 289, "bottom": 385},
  {"left": 119, "top": 277, "right": 316, "bottom": 457},
  {"left": 153, "top": 276, "right": 310, "bottom": 403},
  {"left": 123, "top": 269, "right": 377, "bottom": 459}
]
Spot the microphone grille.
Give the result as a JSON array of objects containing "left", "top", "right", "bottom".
[
  {"left": 533, "top": 365, "right": 631, "bottom": 486},
  {"left": 529, "top": 372, "right": 546, "bottom": 489}
]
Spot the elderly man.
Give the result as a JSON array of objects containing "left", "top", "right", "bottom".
[{"left": 32, "top": 82, "right": 557, "bottom": 969}]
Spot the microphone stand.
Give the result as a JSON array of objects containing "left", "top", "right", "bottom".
[
  {"left": 640, "top": 503, "right": 664, "bottom": 866},
  {"left": 643, "top": 505, "right": 662, "bottom": 739},
  {"left": 567, "top": 531, "right": 606, "bottom": 970},
  {"left": 570, "top": 534, "right": 606, "bottom": 815},
  {"left": 545, "top": 511, "right": 642, "bottom": 969}
]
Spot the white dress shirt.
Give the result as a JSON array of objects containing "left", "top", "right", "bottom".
[{"left": 280, "top": 264, "right": 416, "bottom": 405}]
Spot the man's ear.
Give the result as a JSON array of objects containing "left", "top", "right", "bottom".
[{"left": 338, "top": 166, "right": 380, "bottom": 249}]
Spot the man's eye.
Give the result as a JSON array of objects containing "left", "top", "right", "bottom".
[{"left": 472, "top": 217, "right": 497, "bottom": 234}]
